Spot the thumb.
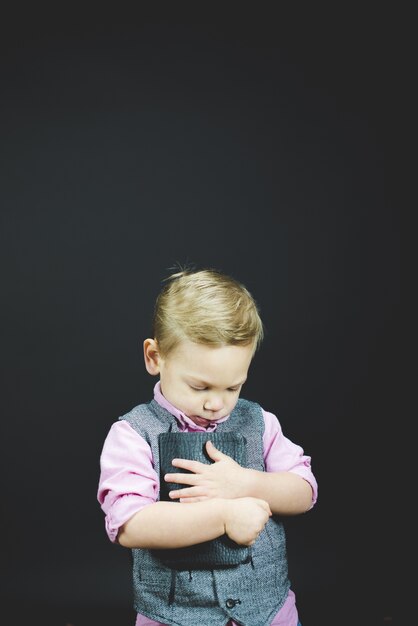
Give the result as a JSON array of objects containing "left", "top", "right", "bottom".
[{"left": 205, "top": 440, "right": 228, "bottom": 462}]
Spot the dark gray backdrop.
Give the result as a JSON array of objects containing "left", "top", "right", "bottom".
[{"left": 1, "top": 6, "right": 397, "bottom": 626}]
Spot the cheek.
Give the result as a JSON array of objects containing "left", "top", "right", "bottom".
[
  {"left": 228, "top": 394, "right": 240, "bottom": 410},
  {"left": 183, "top": 389, "right": 200, "bottom": 409}
]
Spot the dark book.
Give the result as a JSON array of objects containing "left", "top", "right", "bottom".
[{"left": 155, "top": 431, "right": 251, "bottom": 569}]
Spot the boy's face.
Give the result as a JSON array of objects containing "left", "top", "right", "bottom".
[{"left": 144, "top": 339, "right": 254, "bottom": 427}]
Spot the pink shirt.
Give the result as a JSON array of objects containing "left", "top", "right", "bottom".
[{"left": 98, "top": 382, "right": 318, "bottom": 626}]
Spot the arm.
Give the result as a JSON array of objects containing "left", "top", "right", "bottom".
[
  {"left": 235, "top": 464, "right": 313, "bottom": 514},
  {"left": 117, "top": 497, "right": 272, "bottom": 549},
  {"left": 166, "top": 409, "right": 317, "bottom": 515},
  {"left": 98, "top": 420, "right": 271, "bottom": 550},
  {"left": 165, "top": 441, "right": 312, "bottom": 514}
]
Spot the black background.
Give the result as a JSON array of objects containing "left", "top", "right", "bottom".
[{"left": 1, "top": 5, "right": 398, "bottom": 626}]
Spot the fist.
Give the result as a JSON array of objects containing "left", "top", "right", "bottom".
[{"left": 223, "top": 497, "right": 271, "bottom": 546}]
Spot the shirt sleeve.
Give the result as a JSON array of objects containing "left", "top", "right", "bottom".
[
  {"left": 97, "top": 420, "right": 159, "bottom": 543},
  {"left": 262, "top": 409, "right": 318, "bottom": 507}
]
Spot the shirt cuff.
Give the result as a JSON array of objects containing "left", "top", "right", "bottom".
[
  {"left": 105, "top": 494, "right": 156, "bottom": 543},
  {"left": 289, "top": 465, "right": 318, "bottom": 507}
]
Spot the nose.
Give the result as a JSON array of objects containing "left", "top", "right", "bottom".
[{"left": 203, "top": 395, "right": 224, "bottom": 412}]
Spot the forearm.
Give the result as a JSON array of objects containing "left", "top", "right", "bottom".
[
  {"left": 117, "top": 499, "right": 226, "bottom": 549},
  {"left": 243, "top": 470, "right": 313, "bottom": 515}
]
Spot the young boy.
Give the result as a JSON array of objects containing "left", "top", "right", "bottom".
[{"left": 97, "top": 268, "right": 318, "bottom": 626}]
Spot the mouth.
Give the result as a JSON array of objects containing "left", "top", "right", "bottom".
[{"left": 190, "top": 415, "right": 214, "bottom": 427}]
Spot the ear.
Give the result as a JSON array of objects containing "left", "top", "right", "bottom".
[{"left": 143, "top": 338, "right": 161, "bottom": 375}]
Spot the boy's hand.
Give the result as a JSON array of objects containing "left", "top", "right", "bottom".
[
  {"left": 223, "top": 497, "right": 271, "bottom": 545},
  {"left": 164, "top": 440, "right": 250, "bottom": 502}
]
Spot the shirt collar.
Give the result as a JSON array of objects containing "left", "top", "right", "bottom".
[{"left": 153, "top": 381, "right": 229, "bottom": 432}]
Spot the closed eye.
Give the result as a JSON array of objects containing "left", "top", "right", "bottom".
[{"left": 189, "top": 384, "right": 243, "bottom": 392}]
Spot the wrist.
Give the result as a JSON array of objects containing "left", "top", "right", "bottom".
[
  {"left": 243, "top": 468, "right": 260, "bottom": 498},
  {"left": 215, "top": 498, "right": 232, "bottom": 534}
]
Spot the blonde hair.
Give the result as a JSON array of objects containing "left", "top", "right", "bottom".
[{"left": 152, "top": 267, "right": 264, "bottom": 357}]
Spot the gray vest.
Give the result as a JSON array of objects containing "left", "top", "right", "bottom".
[{"left": 120, "top": 398, "right": 291, "bottom": 626}]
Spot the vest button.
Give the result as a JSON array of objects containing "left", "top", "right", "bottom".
[{"left": 225, "top": 598, "right": 239, "bottom": 609}]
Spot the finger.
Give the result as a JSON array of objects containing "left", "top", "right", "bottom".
[
  {"left": 261, "top": 501, "right": 272, "bottom": 515},
  {"left": 164, "top": 473, "right": 200, "bottom": 486},
  {"left": 168, "top": 487, "right": 205, "bottom": 499},
  {"left": 255, "top": 498, "right": 272, "bottom": 515},
  {"left": 179, "top": 496, "right": 209, "bottom": 503},
  {"left": 171, "top": 458, "right": 205, "bottom": 472},
  {"left": 205, "top": 440, "right": 229, "bottom": 462},
  {"left": 261, "top": 503, "right": 272, "bottom": 517}
]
